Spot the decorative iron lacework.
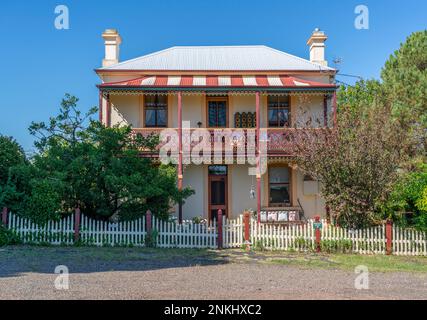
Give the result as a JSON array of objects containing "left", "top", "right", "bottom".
[{"left": 102, "top": 90, "right": 333, "bottom": 97}]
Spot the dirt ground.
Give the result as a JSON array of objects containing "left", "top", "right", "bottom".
[{"left": 0, "top": 246, "right": 426, "bottom": 300}]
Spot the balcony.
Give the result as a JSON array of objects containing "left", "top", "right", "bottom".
[{"left": 131, "top": 127, "right": 325, "bottom": 156}]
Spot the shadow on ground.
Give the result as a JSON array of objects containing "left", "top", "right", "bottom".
[{"left": 0, "top": 246, "right": 232, "bottom": 278}]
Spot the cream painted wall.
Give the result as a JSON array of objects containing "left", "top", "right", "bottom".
[
  {"left": 295, "top": 170, "right": 326, "bottom": 219},
  {"left": 182, "top": 165, "right": 205, "bottom": 220},
  {"left": 110, "top": 95, "right": 141, "bottom": 127},
  {"left": 230, "top": 164, "right": 257, "bottom": 218}
]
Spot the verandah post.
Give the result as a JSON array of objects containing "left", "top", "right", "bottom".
[
  {"left": 217, "top": 209, "right": 223, "bottom": 249},
  {"left": 386, "top": 219, "right": 393, "bottom": 255},
  {"left": 146, "top": 210, "right": 152, "bottom": 235},
  {"left": 243, "top": 211, "right": 251, "bottom": 251},
  {"left": 74, "top": 207, "right": 81, "bottom": 243},
  {"left": 314, "top": 215, "right": 322, "bottom": 252},
  {"left": 255, "top": 91, "right": 261, "bottom": 224},
  {"left": 2, "top": 207, "right": 8, "bottom": 226}
]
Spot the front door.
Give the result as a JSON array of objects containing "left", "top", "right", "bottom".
[{"left": 208, "top": 165, "right": 228, "bottom": 221}]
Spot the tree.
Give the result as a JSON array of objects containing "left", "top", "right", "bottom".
[
  {"left": 0, "top": 135, "right": 27, "bottom": 210},
  {"left": 294, "top": 96, "right": 413, "bottom": 228},
  {"left": 11, "top": 94, "right": 193, "bottom": 224},
  {"left": 381, "top": 30, "right": 427, "bottom": 133}
]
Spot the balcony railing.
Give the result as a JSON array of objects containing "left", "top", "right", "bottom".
[{"left": 131, "top": 127, "right": 324, "bottom": 156}]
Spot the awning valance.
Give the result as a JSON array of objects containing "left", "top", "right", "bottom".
[{"left": 99, "top": 75, "right": 337, "bottom": 90}]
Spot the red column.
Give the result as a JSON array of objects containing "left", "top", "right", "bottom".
[
  {"left": 314, "top": 215, "right": 321, "bottom": 252},
  {"left": 332, "top": 92, "right": 337, "bottom": 128},
  {"left": 243, "top": 211, "right": 251, "bottom": 251},
  {"left": 255, "top": 92, "right": 261, "bottom": 224},
  {"left": 386, "top": 219, "right": 393, "bottom": 255},
  {"left": 2, "top": 207, "right": 8, "bottom": 226},
  {"left": 74, "top": 208, "right": 81, "bottom": 243},
  {"left": 106, "top": 94, "right": 111, "bottom": 127},
  {"left": 177, "top": 92, "right": 183, "bottom": 224},
  {"left": 146, "top": 210, "right": 152, "bottom": 235},
  {"left": 217, "top": 209, "right": 223, "bottom": 249},
  {"left": 99, "top": 91, "right": 103, "bottom": 123},
  {"left": 323, "top": 95, "right": 328, "bottom": 127}
]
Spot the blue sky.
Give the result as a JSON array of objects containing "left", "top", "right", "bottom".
[{"left": 0, "top": 0, "right": 426, "bottom": 152}]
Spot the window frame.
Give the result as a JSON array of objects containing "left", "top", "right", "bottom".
[
  {"left": 206, "top": 97, "right": 228, "bottom": 128},
  {"left": 268, "top": 166, "right": 292, "bottom": 207},
  {"left": 267, "top": 95, "right": 290, "bottom": 128},
  {"left": 144, "top": 94, "right": 168, "bottom": 128}
]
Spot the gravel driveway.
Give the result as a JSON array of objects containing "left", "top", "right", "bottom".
[{"left": 0, "top": 246, "right": 426, "bottom": 300}]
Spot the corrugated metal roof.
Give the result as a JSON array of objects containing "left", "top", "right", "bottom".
[{"left": 99, "top": 46, "right": 334, "bottom": 71}]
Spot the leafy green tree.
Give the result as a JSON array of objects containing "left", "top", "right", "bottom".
[
  {"left": 0, "top": 135, "right": 27, "bottom": 210},
  {"left": 381, "top": 30, "right": 427, "bottom": 136},
  {"left": 17, "top": 94, "right": 193, "bottom": 223},
  {"left": 383, "top": 163, "right": 427, "bottom": 231}
]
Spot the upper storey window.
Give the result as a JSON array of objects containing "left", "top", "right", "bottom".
[
  {"left": 145, "top": 94, "right": 167, "bottom": 127},
  {"left": 268, "top": 95, "right": 290, "bottom": 127}
]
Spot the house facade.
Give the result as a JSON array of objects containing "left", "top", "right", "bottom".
[{"left": 96, "top": 29, "right": 337, "bottom": 223}]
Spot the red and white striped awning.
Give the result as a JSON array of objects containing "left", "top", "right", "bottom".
[{"left": 100, "top": 75, "right": 336, "bottom": 89}]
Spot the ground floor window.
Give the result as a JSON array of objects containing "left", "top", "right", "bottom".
[{"left": 269, "top": 166, "right": 291, "bottom": 206}]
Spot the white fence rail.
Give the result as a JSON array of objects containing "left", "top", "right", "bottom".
[
  {"left": 5, "top": 213, "right": 427, "bottom": 255},
  {"left": 8, "top": 212, "right": 74, "bottom": 245}
]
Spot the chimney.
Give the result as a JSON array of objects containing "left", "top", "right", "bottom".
[
  {"left": 102, "top": 29, "right": 122, "bottom": 67},
  {"left": 306, "top": 28, "right": 328, "bottom": 66}
]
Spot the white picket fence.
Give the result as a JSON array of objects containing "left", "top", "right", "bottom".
[
  {"left": 7, "top": 212, "right": 74, "bottom": 245},
  {"left": 6, "top": 213, "right": 427, "bottom": 255},
  {"left": 393, "top": 224, "right": 427, "bottom": 256}
]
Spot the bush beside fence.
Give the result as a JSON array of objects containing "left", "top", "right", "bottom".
[{"left": 3, "top": 210, "right": 427, "bottom": 256}]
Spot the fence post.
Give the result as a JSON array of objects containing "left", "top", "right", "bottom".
[
  {"left": 314, "top": 215, "right": 322, "bottom": 252},
  {"left": 243, "top": 211, "right": 251, "bottom": 251},
  {"left": 146, "top": 210, "right": 152, "bottom": 235},
  {"left": 2, "top": 207, "right": 7, "bottom": 226},
  {"left": 74, "top": 207, "right": 81, "bottom": 243},
  {"left": 217, "top": 209, "right": 223, "bottom": 249},
  {"left": 386, "top": 219, "right": 393, "bottom": 255}
]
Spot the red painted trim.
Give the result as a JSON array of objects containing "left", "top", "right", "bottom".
[
  {"left": 206, "top": 75, "right": 219, "bottom": 86},
  {"left": 180, "top": 76, "right": 193, "bottom": 86},
  {"left": 2, "top": 207, "right": 7, "bottom": 226},
  {"left": 217, "top": 209, "right": 223, "bottom": 249},
  {"left": 99, "top": 91, "right": 103, "bottom": 123},
  {"left": 106, "top": 94, "right": 111, "bottom": 127},
  {"left": 99, "top": 75, "right": 337, "bottom": 89},
  {"left": 315, "top": 215, "right": 321, "bottom": 252},
  {"left": 255, "top": 76, "right": 269, "bottom": 86},
  {"left": 178, "top": 91, "right": 183, "bottom": 190},
  {"left": 332, "top": 92, "right": 337, "bottom": 128},
  {"left": 386, "top": 220, "right": 393, "bottom": 255},
  {"left": 323, "top": 95, "right": 328, "bottom": 127},
  {"left": 255, "top": 92, "right": 261, "bottom": 224},
  {"left": 154, "top": 75, "right": 168, "bottom": 86},
  {"left": 74, "top": 208, "right": 81, "bottom": 243},
  {"left": 231, "top": 76, "right": 244, "bottom": 86},
  {"left": 244, "top": 211, "right": 250, "bottom": 251}
]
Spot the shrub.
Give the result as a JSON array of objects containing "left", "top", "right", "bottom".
[{"left": 0, "top": 224, "right": 21, "bottom": 246}]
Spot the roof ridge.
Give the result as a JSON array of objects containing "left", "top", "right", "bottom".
[{"left": 263, "top": 46, "right": 333, "bottom": 71}]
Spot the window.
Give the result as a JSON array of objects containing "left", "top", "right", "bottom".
[
  {"left": 145, "top": 94, "right": 167, "bottom": 127},
  {"left": 269, "top": 167, "right": 290, "bottom": 205},
  {"left": 208, "top": 99, "right": 227, "bottom": 127},
  {"left": 268, "top": 95, "right": 290, "bottom": 127}
]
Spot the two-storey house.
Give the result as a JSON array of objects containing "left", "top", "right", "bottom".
[{"left": 96, "top": 28, "right": 337, "bottom": 223}]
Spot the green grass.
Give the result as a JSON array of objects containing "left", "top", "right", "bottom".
[
  {"left": 1, "top": 246, "right": 426, "bottom": 273},
  {"left": 264, "top": 252, "right": 427, "bottom": 273}
]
